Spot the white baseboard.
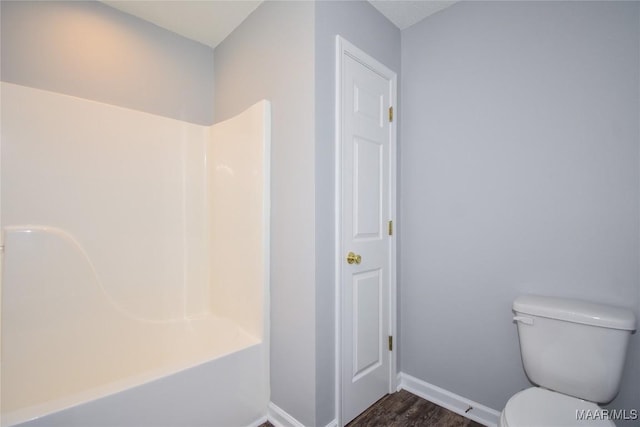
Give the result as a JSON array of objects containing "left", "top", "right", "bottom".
[
  {"left": 246, "top": 415, "right": 269, "bottom": 427},
  {"left": 398, "top": 372, "right": 501, "bottom": 427},
  {"left": 268, "top": 402, "right": 305, "bottom": 427},
  {"left": 266, "top": 376, "right": 499, "bottom": 427},
  {"left": 267, "top": 402, "right": 337, "bottom": 427}
]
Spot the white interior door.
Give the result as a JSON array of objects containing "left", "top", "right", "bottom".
[{"left": 337, "top": 38, "right": 396, "bottom": 425}]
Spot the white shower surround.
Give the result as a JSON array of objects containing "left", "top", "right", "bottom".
[{"left": 0, "top": 82, "right": 270, "bottom": 426}]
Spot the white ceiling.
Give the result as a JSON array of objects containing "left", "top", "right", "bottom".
[
  {"left": 102, "top": 1, "right": 457, "bottom": 50},
  {"left": 102, "top": 1, "right": 263, "bottom": 49},
  {"left": 369, "top": 1, "right": 457, "bottom": 30}
]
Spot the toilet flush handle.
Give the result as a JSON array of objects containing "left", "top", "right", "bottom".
[{"left": 513, "top": 316, "right": 534, "bottom": 326}]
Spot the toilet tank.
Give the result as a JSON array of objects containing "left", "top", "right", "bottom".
[{"left": 513, "top": 295, "right": 636, "bottom": 403}]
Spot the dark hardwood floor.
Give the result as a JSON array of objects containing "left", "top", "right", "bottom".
[
  {"left": 345, "top": 390, "right": 484, "bottom": 427},
  {"left": 259, "top": 389, "right": 484, "bottom": 427}
]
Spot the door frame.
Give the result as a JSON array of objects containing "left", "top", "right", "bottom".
[{"left": 334, "top": 35, "right": 397, "bottom": 426}]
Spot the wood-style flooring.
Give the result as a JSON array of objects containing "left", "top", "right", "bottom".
[{"left": 259, "top": 389, "right": 485, "bottom": 427}]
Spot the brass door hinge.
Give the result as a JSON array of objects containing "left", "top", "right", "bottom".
[
  {"left": 388, "top": 220, "right": 393, "bottom": 236},
  {"left": 388, "top": 106, "right": 393, "bottom": 122},
  {"left": 388, "top": 336, "right": 393, "bottom": 351}
]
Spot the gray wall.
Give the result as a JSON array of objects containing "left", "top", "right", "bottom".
[
  {"left": 213, "top": 2, "right": 317, "bottom": 425},
  {"left": 1, "top": 1, "right": 214, "bottom": 125},
  {"left": 215, "top": 1, "right": 399, "bottom": 424},
  {"left": 400, "top": 0, "right": 640, "bottom": 421},
  {"left": 314, "top": 2, "right": 400, "bottom": 425}
]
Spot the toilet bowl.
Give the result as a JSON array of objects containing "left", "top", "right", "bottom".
[
  {"left": 499, "top": 387, "right": 614, "bottom": 427},
  {"left": 501, "top": 295, "right": 636, "bottom": 427}
]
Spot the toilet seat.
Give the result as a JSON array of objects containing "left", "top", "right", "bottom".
[{"left": 500, "top": 387, "right": 615, "bottom": 427}]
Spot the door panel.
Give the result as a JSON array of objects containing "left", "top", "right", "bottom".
[
  {"left": 352, "top": 268, "right": 382, "bottom": 380},
  {"left": 353, "top": 137, "right": 383, "bottom": 239},
  {"left": 341, "top": 52, "right": 392, "bottom": 424},
  {"left": 353, "top": 86, "right": 383, "bottom": 126}
]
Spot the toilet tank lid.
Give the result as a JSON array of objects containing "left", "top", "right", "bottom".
[{"left": 513, "top": 295, "right": 636, "bottom": 331}]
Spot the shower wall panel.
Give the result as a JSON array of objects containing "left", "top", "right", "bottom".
[{"left": 1, "top": 82, "right": 210, "bottom": 320}]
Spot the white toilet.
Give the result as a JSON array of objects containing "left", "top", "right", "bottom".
[{"left": 500, "top": 295, "right": 637, "bottom": 427}]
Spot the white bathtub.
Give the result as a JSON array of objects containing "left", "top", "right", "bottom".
[
  {"left": 1, "top": 83, "right": 270, "bottom": 427},
  {"left": 2, "top": 227, "right": 268, "bottom": 427}
]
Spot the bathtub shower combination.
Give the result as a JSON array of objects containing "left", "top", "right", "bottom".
[{"left": 0, "top": 82, "right": 270, "bottom": 427}]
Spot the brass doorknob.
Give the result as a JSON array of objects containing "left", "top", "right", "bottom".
[{"left": 346, "top": 252, "right": 362, "bottom": 265}]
